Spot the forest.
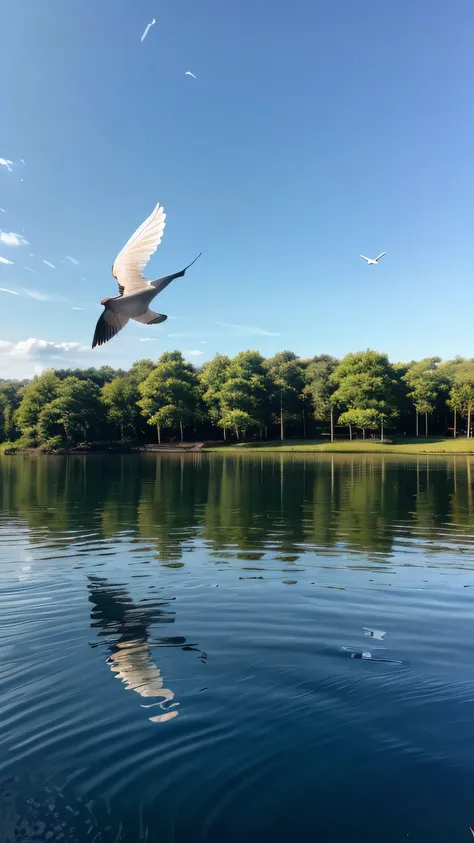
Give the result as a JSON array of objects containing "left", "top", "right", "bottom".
[{"left": 0, "top": 349, "right": 473, "bottom": 450}]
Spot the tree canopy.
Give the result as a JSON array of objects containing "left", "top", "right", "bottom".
[{"left": 1, "top": 348, "right": 473, "bottom": 450}]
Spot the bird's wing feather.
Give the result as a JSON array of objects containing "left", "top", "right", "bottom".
[
  {"left": 132, "top": 310, "right": 168, "bottom": 325},
  {"left": 92, "top": 310, "right": 129, "bottom": 348},
  {"left": 375, "top": 252, "right": 386, "bottom": 261},
  {"left": 112, "top": 203, "right": 166, "bottom": 296},
  {"left": 360, "top": 255, "right": 370, "bottom": 262}
]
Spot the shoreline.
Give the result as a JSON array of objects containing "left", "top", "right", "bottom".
[{"left": 2, "top": 439, "right": 474, "bottom": 457}]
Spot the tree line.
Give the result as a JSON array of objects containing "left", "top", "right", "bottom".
[{"left": 0, "top": 349, "right": 473, "bottom": 449}]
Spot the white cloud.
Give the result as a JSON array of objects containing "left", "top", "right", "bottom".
[
  {"left": 0, "top": 208, "right": 5, "bottom": 213},
  {"left": 66, "top": 255, "right": 79, "bottom": 266},
  {"left": 0, "top": 158, "right": 13, "bottom": 172},
  {"left": 42, "top": 260, "right": 55, "bottom": 269},
  {"left": 0, "top": 336, "right": 91, "bottom": 378},
  {"left": 25, "top": 266, "right": 36, "bottom": 272},
  {"left": 0, "top": 288, "right": 18, "bottom": 295},
  {"left": 72, "top": 307, "right": 85, "bottom": 311},
  {"left": 28, "top": 253, "right": 34, "bottom": 257},
  {"left": 140, "top": 337, "right": 158, "bottom": 342},
  {"left": 0, "top": 256, "right": 14, "bottom": 265},
  {"left": 0, "top": 231, "right": 29, "bottom": 247},
  {"left": 20, "top": 288, "right": 65, "bottom": 302},
  {"left": 184, "top": 349, "right": 204, "bottom": 357},
  {"left": 213, "top": 321, "right": 280, "bottom": 337}
]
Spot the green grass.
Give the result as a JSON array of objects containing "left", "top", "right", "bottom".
[{"left": 203, "top": 437, "right": 474, "bottom": 455}]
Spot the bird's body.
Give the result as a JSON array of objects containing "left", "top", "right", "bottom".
[
  {"left": 92, "top": 203, "right": 201, "bottom": 348},
  {"left": 360, "top": 252, "right": 386, "bottom": 265}
]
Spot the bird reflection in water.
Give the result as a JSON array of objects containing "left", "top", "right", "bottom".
[{"left": 88, "top": 576, "right": 206, "bottom": 723}]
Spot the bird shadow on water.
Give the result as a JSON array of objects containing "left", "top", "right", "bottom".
[{"left": 87, "top": 575, "right": 207, "bottom": 723}]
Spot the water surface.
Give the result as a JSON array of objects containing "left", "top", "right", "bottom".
[{"left": 1, "top": 453, "right": 474, "bottom": 842}]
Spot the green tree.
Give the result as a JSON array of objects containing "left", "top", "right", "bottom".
[
  {"left": 101, "top": 377, "right": 139, "bottom": 441},
  {"left": 218, "top": 351, "right": 269, "bottom": 439},
  {"left": 0, "top": 381, "right": 22, "bottom": 442},
  {"left": 129, "top": 359, "right": 155, "bottom": 385},
  {"left": 218, "top": 409, "right": 256, "bottom": 440},
  {"left": 331, "top": 350, "right": 399, "bottom": 441},
  {"left": 138, "top": 351, "right": 200, "bottom": 443},
  {"left": 15, "top": 370, "right": 61, "bottom": 443},
  {"left": 265, "top": 351, "right": 304, "bottom": 440},
  {"left": 304, "top": 355, "right": 338, "bottom": 441},
  {"left": 38, "top": 377, "right": 102, "bottom": 445},
  {"left": 448, "top": 361, "right": 474, "bottom": 439},
  {"left": 199, "top": 354, "right": 231, "bottom": 430},
  {"left": 403, "top": 357, "right": 445, "bottom": 437}
]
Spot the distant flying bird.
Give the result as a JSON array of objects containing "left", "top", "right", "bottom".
[
  {"left": 92, "top": 203, "right": 201, "bottom": 349},
  {"left": 185, "top": 71, "right": 196, "bottom": 79},
  {"left": 141, "top": 18, "right": 155, "bottom": 42},
  {"left": 360, "top": 252, "right": 386, "bottom": 265}
]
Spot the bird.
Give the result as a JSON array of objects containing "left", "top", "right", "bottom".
[
  {"left": 185, "top": 71, "right": 196, "bottom": 79},
  {"left": 360, "top": 252, "right": 386, "bottom": 265},
  {"left": 92, "top": 203, "right": 201, "bottom": 349}
]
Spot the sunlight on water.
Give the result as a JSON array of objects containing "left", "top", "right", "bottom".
[{"left": 1, "top": 453, "right": 474, "bottom": 842}]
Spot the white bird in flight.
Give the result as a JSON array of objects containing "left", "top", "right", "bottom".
[
  {"left": 185, "top": 71, "right": 196, "bottom": 79},
  {"left": 141, "top": 18, "right": 156, "bottom": 42},
  {"left": 360, "top": 252, "right": 386, "bottom": 265},
  {"left": 92, "top": 203, "right": 201, "bottom": 349}
]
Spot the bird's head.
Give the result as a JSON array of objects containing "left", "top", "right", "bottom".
[{"left": 101, "top": 297, "right": 112, "bottom": 306}]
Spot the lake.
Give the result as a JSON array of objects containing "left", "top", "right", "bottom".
[{"left": 1, "top": 453, "right": 474, "bottom": 842}]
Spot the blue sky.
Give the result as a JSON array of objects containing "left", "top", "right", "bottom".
[{"left": 1, "top": 0, "right": 473, "bottom": 377}]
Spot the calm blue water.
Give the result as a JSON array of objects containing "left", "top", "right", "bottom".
[{"left": 1, "top": 453, "right": 474, "bottom": 842}]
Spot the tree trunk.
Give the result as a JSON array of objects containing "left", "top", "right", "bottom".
[
  {"left": 330, "top": 406, "right": 334, "bottom": 443},
  {"left": 157, "top": 425, "right": 161, "bottom": 445},
  {"left": 223, "top": 426, "right": 226, "bottom": 441},
  {"left": 425, "top": 412, "right": 428, "bottom": 438},
  {"left": 454, "top": 409, "right": 457, "bottom": 439},
  {"left": 265, "top": 426, "right": 268, "bottom": 440},
  {"left": 416, "top": 410, "right": 419, "bottom": 437},
  {"left": 468, "top": 406, "right": 472, "bottom": 439},
  {"left": 349, "top": 424, "right": 352, "bottom": 442},
  {"left": 381, "top": 418, "right": 384, "bottom": 442},
  {"left": 280, "top": 391, "right": 284, "bottom": 441},
  {"left": 362, "top": 428, "right": 366, "bottom": 440},
  {"left": 120, "top": 421, "right": 124, "bottom": 442},
  {"left": 179, "top": 419, "right": 184, "bottom": 442},
  {"left": 235, "top": 427, "right": 240, "bottom": 440},
  {"left": 302, "top": 410, "right": 306, "bottom": 438}
]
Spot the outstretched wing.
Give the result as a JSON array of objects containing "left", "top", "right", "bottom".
[
  {"left": 132, "top": 310, "right": 168, "bottom": 326},
  {"left": 360, "top": 255, "right": 370, "bottom": 262},
  {"left": 375, "top": 252, "right": 386, "bottom": 261},
  {"left": 150, "top": 253, "right": 202, "bottom": 295},
  {"left": 92, "top": 310, "right": 129, "bottom": 348},
  {"left": 112, "top": 203, "right": 166, "bottom": 297}
]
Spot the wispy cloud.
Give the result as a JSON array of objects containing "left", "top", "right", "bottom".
[
  {"left": 0, "top": 158, "right": 13, "bottom": 172},
  {"left": 184, "top": 349, "right": 204, "bottom": 357},
  {"left": 72, "top": 307, "right": 85, "bottom": 311},
  {"left": 28, "top": 253, "right": 34, "bottom": 257},
  {"left": 168, "top": 332, "right": 203, "bottom": 338},
  {"left": 0, "top": 208, "right": 5, "bottom": 213},
  {"left": 66, "top": 255, "right": 80, "bottom": 266},
  {"left": 42, "top": 260, "right": 56, "bottom": 269},
  {"left": 199, "top": 341, "right": 207, "bottom": 344},
  {"left": 0, "top": 288, "right": 18, "bottom": 295},
  {"left": 21, "top": 288, "right": 65, "bottom": 302},
  {"left": 0, "top": 256, "right": 14, "bottom": 265},
  {"left": 24, "top": 266, "right": 36, "bottom": 272},
  {"left": 140, "top": 337, "right": 158, "bottom": 342},
  {"left": 0, "top": 231, "right": 29, "bottom": 247},
  {"left": 141, "top": 18, "right": 156, "bottom": 41},
  {"left": 213, "top": 321, "right": 280, "bottom": 337}
]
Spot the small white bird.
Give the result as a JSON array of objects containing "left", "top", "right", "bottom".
[
  {"left": 141, "top": 18, "right": 156, "bottom": 42},
  {"left": 93, "top": 203, "right": 201, "bottom": 348},
  {"left": 185, "top": 71, "right": 196, "bottom": 79},
  {"left": 360, "top": 252, "right": 386, "bottom": 265}
]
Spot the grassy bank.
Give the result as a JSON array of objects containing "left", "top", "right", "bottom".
[{"left": 203, "top": 437, "right": 474, "bottom": 455}]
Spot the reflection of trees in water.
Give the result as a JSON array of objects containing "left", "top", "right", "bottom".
[
  {"left": 88, "top": 575, "right": 180, "bottom": 722},
  {"left": 1, "top": 453, "right": 474, "bottom": 564}
]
